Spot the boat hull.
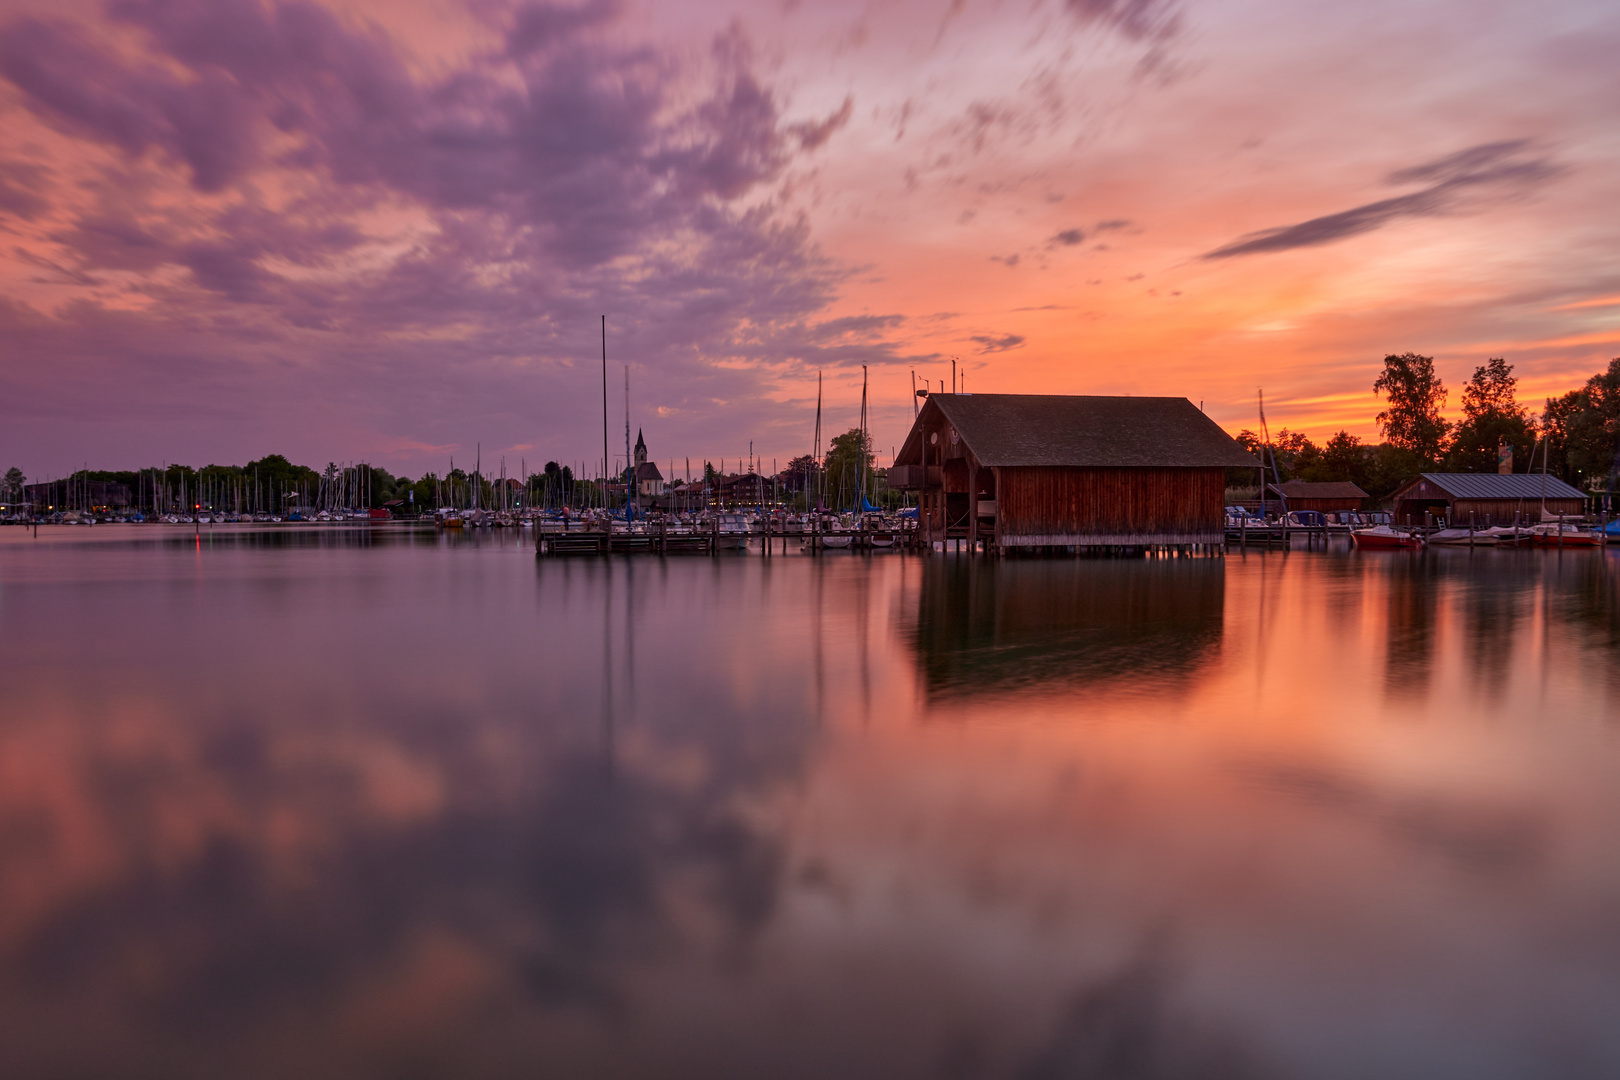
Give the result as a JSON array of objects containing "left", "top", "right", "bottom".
[
  {"left": 1352, "top": 529, "right": 1422, "bottom": 550},
  {"left": 1531, "top": 532, "right": 1603, "bottom": 548}
]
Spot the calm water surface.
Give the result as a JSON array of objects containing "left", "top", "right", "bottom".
[{"left": 2, "top": 526, "right": 1619, "bottom": 1079}]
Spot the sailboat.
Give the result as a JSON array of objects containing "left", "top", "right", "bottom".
[{"left": 1528, "top": 434, "right": 1602, "bottom": 546}]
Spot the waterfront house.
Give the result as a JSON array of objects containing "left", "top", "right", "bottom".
[
  {"left": 1388, "top": 473, "right": 1586, "bottom": 526},
  {"left": 889, "top": 394, "right": 1257, "bottom": 550}
]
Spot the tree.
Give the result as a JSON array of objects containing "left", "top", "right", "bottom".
[
  {"left": 1231, "top": 428, "right": 1317, "bottom": 482},
  {"left": 1366, "top": 443, "right": 1424, "bottom": 501},
  {"left": 2, "top": 466, "right": 22, "bottom": 501},
  {"left": 1272, "top": 429, "right": 1319, "bottom": 480},
  {"left": 823, "top": 428, "right": 875, "bottom": 509},
  {"left": 779, "top": 454, "right": 819, "bottom": 493},
  {"left": 1542, "top": 358, "right": 1620, "bottom": 487},
  {"left": 1298, "top": 431, "right": 1370, "bottom": 489},
  {"left": 1446, "top": 357, "right": 1534, "bottom": 473},
  {"left": 1373, "top": 352, "right": 1451, "bottom": 464}
]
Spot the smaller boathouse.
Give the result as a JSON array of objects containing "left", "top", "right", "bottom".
[
  {"left": 1388, "top": 473, "right": 1586, "bottom": 527},
  {"left": 1267, "top": 480, "right": 1369, "bottom": 514},
  {"left": 889, "top": 393, "right": 1256, "bottom": 553}
]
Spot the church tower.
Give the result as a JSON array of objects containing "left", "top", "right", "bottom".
[{"left": 634, "top": 428, "right": 648, "bottom": 468}]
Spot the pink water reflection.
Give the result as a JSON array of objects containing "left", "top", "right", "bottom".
[{"left": 1, "top": 527, "right": 1618, "bottom": 1079}]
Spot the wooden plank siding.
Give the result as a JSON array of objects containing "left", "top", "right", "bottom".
[
  {"left": 1396, "top": 497, "right": 1585, "bottom": 526},
  {"left": 1281, "top": 498, "right": 1362, "bottom": 513},
  {"left": 996, "top": 466, "right": 1226, "bottom": 545}
]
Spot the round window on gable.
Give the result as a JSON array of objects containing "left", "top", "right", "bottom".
[{"left": 929, "top": 432, "right": 938, "bottom": 445}]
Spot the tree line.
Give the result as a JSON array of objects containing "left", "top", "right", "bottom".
[
  {"left": 1, "top": 429, "right": 897, "bottom": 514},
  {"left": 1235, "top": 354, "right": 1620, "bottom": 500}
]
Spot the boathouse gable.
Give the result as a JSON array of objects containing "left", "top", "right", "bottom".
[{"left": 891, "top": 394, "right": 1256, "bottom": 550}]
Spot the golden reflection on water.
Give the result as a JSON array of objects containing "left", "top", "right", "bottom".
[{"left": 1, "top": 527, "right": 1619, "bottom": 1079}]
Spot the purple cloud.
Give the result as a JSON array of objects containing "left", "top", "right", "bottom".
[
  {"left": 0, "top": 0, "right": 911, "bottom": 474},
  {"left": 1203, "top": 140, "right": 1563, "bottom": 259}
]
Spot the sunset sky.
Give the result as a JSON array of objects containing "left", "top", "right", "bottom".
[{"left": 2, "top": 0, "right": 1617, "bottom": 480}]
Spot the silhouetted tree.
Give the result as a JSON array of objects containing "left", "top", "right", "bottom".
[
  {"left": 824, "top": 428, "right": 875, "bottom": 509},
  {"left": 1374, "top": 352, "right": 1450, "bottom": 464},
  {"left": 780, "top": 454, "right": 819, "bottom": 493},
  {"left": 1447, "top": 357, "right": 1535, "bottom": 473},
  {"left": 1298, "top": 431, "right": 1370, "bottom": 489},
  {"left": 1542, "top": 357, "right": 1620, "bottom": 488}
]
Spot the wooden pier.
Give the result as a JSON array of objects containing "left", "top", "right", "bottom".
[{"left": 536, "top": 519, "right": 919, "bottom": 556}]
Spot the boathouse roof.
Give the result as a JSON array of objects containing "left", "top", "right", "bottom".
[
  {"left": 1270, "top": 480, "right": 1368, "bottom": 499},
  {"left": 1402, "top": 472, "right": 1584, "bottom": 501},
  {"left": 901, "top": 394, "right": 1257, "bottom": 469}
]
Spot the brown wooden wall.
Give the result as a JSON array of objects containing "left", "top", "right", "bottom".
[
  {"left": 996, "top": 467, "right": 1226, "bottom": 540},
  {"left": 1396, "top": 497, "right": 1586, "bottom": 526},
  {"left": 1284, "top": 497, "right": 1363, "bottom": 513}
]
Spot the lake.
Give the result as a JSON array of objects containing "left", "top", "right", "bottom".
[{"left": 1, "top": 526, "right": 1618, "bottom": 1079}]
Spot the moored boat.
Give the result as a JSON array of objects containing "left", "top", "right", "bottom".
[
  {"left": 1428, "top": 528, "right": 1496, "bottom": 546},
  {"left": 1529, "top": 523, "right": 1604, "bottom": 547},
  {"left": 714, "top": 513, "right": 750, "bottom": 549},
  {"left": 1351, "top": 526, "right": 1424, "bottom": 550}
]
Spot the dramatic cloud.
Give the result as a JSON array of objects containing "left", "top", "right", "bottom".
[
  {"left": 1203, "top": 141, "right": 1564, "bottom": 259},
  {"left": 0, "top": 0, "right": 1616, "bottom": 474},
  {"left": 0, "top": 0, "right": 907, "bottom": 471}
]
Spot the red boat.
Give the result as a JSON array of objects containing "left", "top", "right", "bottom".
[
  {"left": 1529, "top": 523, "right": 1603, "bottom": 548},
  {"left": 1351, "top": 526, "right": 1424, "bottom": 550}
]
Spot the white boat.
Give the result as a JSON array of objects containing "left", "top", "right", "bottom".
[
  {"left": 1482, "top": 526, "right": 1531, "bottom": 546},
  {"left": 1428, "top": 528, "right": 1496, "bottom": 546},
  {"left": 715, "top": 513, "right": 750, "bottom": 549}
]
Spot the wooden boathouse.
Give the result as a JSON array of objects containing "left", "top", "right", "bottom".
[
  {"left": 1388, "top": 472, "right": 1586, "bottom": 526},
  {"left": 889, "top": 394, "right": 1257, "bottom": 553},
  {"left": 1266, "top": 480, "right": 1369, "bottom": 513}
]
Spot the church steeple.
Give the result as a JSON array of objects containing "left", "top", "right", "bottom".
[{"left": 634, "top": 428, "right": 647, "bottom": 467}]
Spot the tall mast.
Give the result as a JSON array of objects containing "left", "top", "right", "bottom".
[
  {"left": 624, "top": 365, "right": 633, "bottom": 520},
  {"left": 1258, "top": 390, "right": 1286, "bottom": 518},
  {"left": 858, "top": 365, "right": 868, "bottom": 512},
  {"left": 813, "top": 371, "right": 823, "bottom": 512},
  {"left": 602, "top": 315, "right": 610, "bottom": 512}
]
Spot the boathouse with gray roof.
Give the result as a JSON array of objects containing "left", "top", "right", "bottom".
[
  {"left": 1388, "top": 472, "right": 1586, "bottom": 526},
  {"left": 889, "top": 393, "right": 1257, "bottom": 551}
]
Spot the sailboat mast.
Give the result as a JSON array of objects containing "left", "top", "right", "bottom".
[
  {"left": 858, "top": 365, "right": 868, "bottom": 512},
  {"left": 813, "top": 371, "right": 823, "bottom": 512},
  {"left": 624, "top": 365, "right": 633, "bottom": 520},
  {"left": 1258, "top": 390, "right": 1286, "bottom": 518}
]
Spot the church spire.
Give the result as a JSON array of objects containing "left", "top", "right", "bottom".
[{"left": 634, "top": 428, "right": 647, "bottom": 467}]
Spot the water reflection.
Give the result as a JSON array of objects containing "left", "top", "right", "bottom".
[
  {"left": 906, "top": 556, "right": 1225, "bottom": 700},
  {"left": 2, "top": 530, "right": 1620, "bottom": 1078},
  {"left": 1376, "top": 555, "right": 1442, "bottom": 696}
]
